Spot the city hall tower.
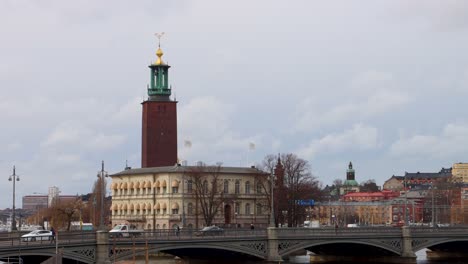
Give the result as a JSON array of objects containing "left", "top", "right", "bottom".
[{"left": 141, "top": 41, "right": 177, "bottom": 167}]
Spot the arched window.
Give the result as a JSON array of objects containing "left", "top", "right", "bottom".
[
  {"left": 188, "top": 203, "right": 193, "bottom": 215},
  {"left": 256, "top": 203, "right": 262, "bottom": 215},
  {"left": 245, "top": 181, "right": 250, "bottom": 194},
  {"left": 224, "top": 180, "right": 229, "bottom": 194},
  {"left": 235, "top": 180, "right": 240, "bottom": 194},
  {"left": 187, "top": 180, "right": 193, "bottom": 193},
  {"left": 245, "top": 203, "right": 251, "bottom": 215},
  {"left": 203, "top": 180, "right": 208, "bottom": 194},
  {"left": 235, "top": 203, "right": 240, "bottom": 214}
]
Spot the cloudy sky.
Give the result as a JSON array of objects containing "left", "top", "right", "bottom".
[{"left": 1, "top": 0, "right": 468, "bottom": 209}]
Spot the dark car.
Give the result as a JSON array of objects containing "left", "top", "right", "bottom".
[{"left": 196, "top": 226, "right": 224, "bottom": 236}]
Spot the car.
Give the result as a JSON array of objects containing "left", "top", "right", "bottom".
[
  {"left": 21, "top": 230, "right": 53, "bottom": 242},
  {"left": 196, "top": 226, "right": 224, "bottom": 236}
]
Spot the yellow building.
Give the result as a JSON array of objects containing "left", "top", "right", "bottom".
[
  {"left": 452, "top": 163, "right": 468, "bottom": 183},
  {"left": 311, "top": 201, "right": 393, "bottom": 226},
  {"left": 109, "top": 165, "right": 270, "bottom": 230}
]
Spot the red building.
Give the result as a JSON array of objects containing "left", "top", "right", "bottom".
[{"left": 343, "top": 190, "right": 399, "bottom": 202}]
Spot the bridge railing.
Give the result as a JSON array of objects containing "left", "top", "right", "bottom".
[
  {"left": 0, "top": 231, "right": 96, "bottom": 249},
  {"left": 410, "top": 226, "right": 468, "bottom": 234},
  {"left": 108, "top": 228, "right": 267, "bottom": 243},
  {"left": 275, "top": 227, "right": 403, "bottom": 237}
]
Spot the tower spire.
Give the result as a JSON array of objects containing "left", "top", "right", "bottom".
[{"left": 148, "top": 32, "right": 171, "bottom": 100}]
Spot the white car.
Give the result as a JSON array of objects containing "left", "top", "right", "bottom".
[{"left": 21, "top": 230, "right": 53, "bottom": 242}]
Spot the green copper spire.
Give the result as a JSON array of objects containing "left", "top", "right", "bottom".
[{"left": 147, "top": 34, "right": 171, "bottom": 100}]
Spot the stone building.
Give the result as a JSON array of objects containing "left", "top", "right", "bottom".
[
  {"left": 452, "top": 163, "right": 468, "bottom": 183},
  {"left": 109, "top": 166, "right": 269, "bottom": 230}
]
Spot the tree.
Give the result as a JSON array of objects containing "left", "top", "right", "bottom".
[
  {"left": 360, "top": 180, "right": 380, "bottom": 192},
  {"left": 257, "top": 153, "right": 321, "bottom": 227},
  {"left": 44, "top": 197, "right": 83, "bottom": 231},
  {"left": 187, "top": 164, "right": 234, "bottom": 227},
  {"left": 89, "top": 176, "right": 108, "bottom": 227}
]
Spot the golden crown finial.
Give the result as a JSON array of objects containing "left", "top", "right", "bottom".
[{"left": 154, "top": 32, "right": 165, "bottom": 65}]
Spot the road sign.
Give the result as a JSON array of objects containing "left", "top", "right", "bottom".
[{"left": 296, "top": 200, "right": 315, "bottom": 206}]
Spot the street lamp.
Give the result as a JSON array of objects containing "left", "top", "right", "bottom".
[
  {"left": 97, "top": 161, "right": 108, "bottom": 230},
  {"left": 269, "top": 172, "right": 275, "bottom": 228},
  {"left": 8, "top": 166, "right": 20, "bottom": 231}
]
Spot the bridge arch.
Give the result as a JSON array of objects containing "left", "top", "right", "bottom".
[
  {"left": 0, "top": 250, "right": 94, "bottom": 264},
  {"left": 279, "top": 239, "right": 401, "bottom": 257},
  {"left": 413, "top": 237, "right": 468, "bottom": 252},
  {"left": 113, "top": 242, "right": 267, "bottom": 261}
]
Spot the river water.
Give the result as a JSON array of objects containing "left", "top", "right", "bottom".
[{"left": 116, "top": 250, "right": 468, "bottom": 264}]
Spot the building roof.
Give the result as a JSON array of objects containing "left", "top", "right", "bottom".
[
  {"left": 344, "top": 179, "right": 359, "bottom": 186},
  {"left": 110, "top": 165, "right": 266, "bottom": 177},
  {"left": 344, "top": 192, "right": 384, "bottom": 198},
  {"left": 393, "top": 168, "right": 452, "bottom": 180}
]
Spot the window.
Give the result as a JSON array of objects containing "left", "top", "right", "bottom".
[
  {"left": 187, "top": 180, "right": 193, "bottom": 193},
  {"left": 172, "top": 208, "right": 179, "bottom": 214},
  {"left": 188, "top": 203, "right": 193, "bottom": 215},
  {"left": 245, "top": 181, "right": 250, "bottom": 194},
  {"left": 256, "top": 183, "right": 262, "bottom": 194},
  {"left": 224, "top": 180, "right": 229, "bottom": 194},
  {"left": 256, "top": 203, "right": 262, "bottom": 215},
  {"left": 235, "top": 203, "right": 240, "bottom": 214},
  {"left": 245, "top": 203, "right": 251, "bottom": 215},
  {"left": 203, "top": 180, "right": 208, "bottom": 194},
  {"left": 235, "top": 180, "right": 240, "bottom": 194},
  {"left": 172, "top": 187, "right": 178, "bottom": 193}
]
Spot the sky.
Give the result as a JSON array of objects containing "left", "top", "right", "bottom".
[{"left": 1, "top": 0, "right": 468, "bottom": 209}]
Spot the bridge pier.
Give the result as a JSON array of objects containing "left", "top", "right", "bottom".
[
  {"left": 266, "top": 227, "right": 283, "bottom": 262},
  {"left": 401, "top": 226, "right": 416, "bottom": 259},
  {"left": 96, "top": 230, "right": 111, "bottom": 264}
]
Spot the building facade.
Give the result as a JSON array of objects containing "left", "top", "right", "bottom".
[
  {"left": 452, "top": 163, "right": 468, "bottom": 183},
  {"left": 109, "top": 166, "right": 270, "bottom": 230}
]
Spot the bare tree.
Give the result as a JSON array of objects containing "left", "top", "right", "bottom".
[
  {"left": 90, "top": 176, "right": 108, "bottom": 227},
  {"left": 187, "top": 164, "right": 232, "bottom": 227},
  {"left": 45, "top": 197, "right": 83, "bottom": 231},
  {"left": 256, "top": 153, "right": 321, "bottom": 227}
]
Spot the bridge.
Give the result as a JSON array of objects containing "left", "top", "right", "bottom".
[{"left": 1, "top": 227, "right": 468, "bottom": 263}]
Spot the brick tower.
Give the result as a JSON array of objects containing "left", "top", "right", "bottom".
[{"left": 141, "top": 41, "right": 177, "bottom": 168}]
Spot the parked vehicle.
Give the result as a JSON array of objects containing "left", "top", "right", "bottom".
[
  {"left": 109, "top": 224, "right": 143, "bottom": 238},
  {"left": 21, "top": 230, "right": 53, "bottom": 242},
  {"left": 304, "top": 220, "right": 320, "bottom": 228},
  {"left": 196, "top": 226, "right": 224, "bottom": 236}
]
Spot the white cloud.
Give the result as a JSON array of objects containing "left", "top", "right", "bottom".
[
  {"left": 390, "top": 123, "right": 468, "bottom": 159},
  {"left": 294, "top": 70, "right": 410, "bottom": 132},
  {"left": 297, "top": 124, "right": 379, "bottom": 159},
  {"left": 178, "top": 96, "right": 264, "bottom": 165},
  {"left": 41, "top": 121, "right": 126, "bottom": 151}
]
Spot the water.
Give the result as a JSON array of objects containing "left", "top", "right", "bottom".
[{"left": 113, "top": 251, "right": 468, "bottom": 264}]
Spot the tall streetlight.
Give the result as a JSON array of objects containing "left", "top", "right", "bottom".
[
  {"left": 269, "top": 172, "right": 275, "bottom": 228},
  {"left": 8, "top": 166, "right": 20, "bottom": 231},
  {"left": 97, "top": 161, "right": 108, "bottom": 230}
]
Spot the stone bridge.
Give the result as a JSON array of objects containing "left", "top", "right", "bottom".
[{"left": 1, "top": 227, "right": 468, "bottom": 263}]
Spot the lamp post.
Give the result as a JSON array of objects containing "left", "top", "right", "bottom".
[
  {"left": 404, "top": 176, "right": 408, "bottom": 226},
  {"left": 431, "top": 183, "right": 435, "bottom": 227},
  {"left": 8, "top": 166, "right": 20, "bottom": 231},
  {"left": 269, "top": 172, "right": 275, "bottom": 228},
  {"left": 97, "top": 161, "right": 108, "bottom": 230}
]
